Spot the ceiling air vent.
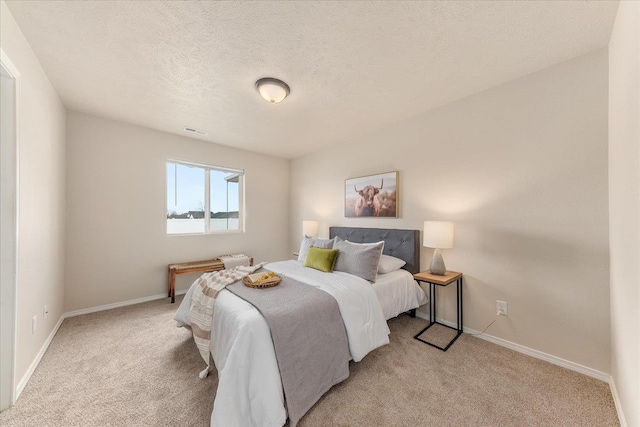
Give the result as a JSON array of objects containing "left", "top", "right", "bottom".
[{"left": 183, "top": 127, "right": 208, "bottom": 136}]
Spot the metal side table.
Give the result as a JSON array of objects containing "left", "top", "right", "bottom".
[{"left": 413, "top": 270, "right": 463, "bottom": 351}]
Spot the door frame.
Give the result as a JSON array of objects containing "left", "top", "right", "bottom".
[{"left": 0, "top": 48, "right": 20, "bottom": 411}]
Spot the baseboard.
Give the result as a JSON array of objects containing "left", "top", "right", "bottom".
[
  {"left": 19, "top": 296, "right": 613, "bottom": 407},
  {"left": 414, "top": 310, "right": 430, "bottom": 322},
  {"left": 15, "top": 314, "right": 64, "bottom": 400},
  {"left": 64, "top": 289, "right": 188, "bottom": 318},
  {"left": 15, "top": 289, "right": 189, "bottom": 400},
  {"left": 609, "top": 376, "right": 627, "bottom": 427},
  {"left": 414, "top": 311, "right": 609, "bottom": 382}
]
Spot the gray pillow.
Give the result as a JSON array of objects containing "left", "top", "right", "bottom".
[
  {"left": 297, "top": 236, "right": 335, "bottom": 262},
  {"left": 333, "top": 237, "right": 384, "bottom": 282}
]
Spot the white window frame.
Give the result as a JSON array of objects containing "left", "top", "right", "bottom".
[{"left": 166, "top": 158, "right": 245, "bottom": 235}]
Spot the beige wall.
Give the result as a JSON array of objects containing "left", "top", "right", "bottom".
[
  {"left": 608, "top": 1, "right": 640, "bottom": 425},
  {"left": 64, "top": 112, "right": 289, "bottom": 312},
  {"left": 290, "top": 50, "right": 610, "bottom": 373},
  {"left": 1, "top": 2, "right": 67, "bottom": 385},
  {"left": 2, "top": 0, "right": 625, "bottom": 408}
]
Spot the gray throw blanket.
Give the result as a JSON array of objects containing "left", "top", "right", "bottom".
[{"left": 227, "top": 271, "right": 350, "bottom": 427}]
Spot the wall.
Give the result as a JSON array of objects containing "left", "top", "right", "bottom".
[
  {"left": 0, "top": 2, "right": 67, "bottom": 388},
  {"left": 0, "top": 56, "right": 18, "bottom": 412},
  {"left": 608, "top": 1, "right": 640, "bottom": 425},
  {"left": 64, "top": 112, "right": 289, "bottom": 312},
  {"left": 290, "top": 50, "right": 610, "bottom": 373}
]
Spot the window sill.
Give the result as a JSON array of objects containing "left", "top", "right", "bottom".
[{"left": 167, "top": 229, "right": 244, "bottom": 237}]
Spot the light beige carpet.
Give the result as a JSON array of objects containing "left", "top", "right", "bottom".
[{"left": 0, "top": 296, "right": 619, "bottom": 426}]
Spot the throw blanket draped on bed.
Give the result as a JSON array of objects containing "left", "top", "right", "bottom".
[
  {"left": 226, "top": 271, "right": 350, "bottom": 427},
  {"left": 188, "top": 263, "right": 265, "bottom": 378}
]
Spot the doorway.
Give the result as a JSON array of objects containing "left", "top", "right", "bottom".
[{"left": 0, "top": 51, "right": 19, "bottom": 411}]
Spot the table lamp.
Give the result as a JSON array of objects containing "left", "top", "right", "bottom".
[
  {"left": 423, "top": 221, "right": 454, "bottom": 275},
  {"left": 302, "top": 220, "right": 319, "bottom": 238}
]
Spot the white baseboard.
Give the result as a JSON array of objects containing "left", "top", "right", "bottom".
[
  {"left": 15, "top": 289, "right": 189, "bottom": 400},
  {"left": 15, "top": 314, "right": 64, "bottom": 400},
  {"left": 17, "top": 297, "right": 612, "bottom": 405},
  {"left": 414, "top": 311, "right": 609, "bottom": 382},
  {"left": 609, "top": 376, "right": 627, "bottom": 427},
  {"left": 64, "top": 290, "right": 187, "bottom": 318}
]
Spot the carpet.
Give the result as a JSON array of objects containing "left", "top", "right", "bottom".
[{"left": 0, "top": 296, "right": 619, "bottom": 426}]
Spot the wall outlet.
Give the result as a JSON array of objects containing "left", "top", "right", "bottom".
[
  {"left": 496, "top": 300, "right": 508, "bottom": 316},
  {"left": 43, "top": 305, "right": 49, "bottom": 320},
  {"left": 32, "top": 315, "right": 37, "bottom": 334}
]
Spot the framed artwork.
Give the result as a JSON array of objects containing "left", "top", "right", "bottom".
[{"left": 345, "top": 171, "right": 398, "bottom": 218}]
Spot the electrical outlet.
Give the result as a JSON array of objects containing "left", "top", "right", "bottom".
[
  {"left": 43, "top": 305, "right": 48, "bottom": 320},
  {"left": 496, "top": 300, "right": 508, "bottom": 316},
  {"left": 32, "top": 315, "right": 37, "bottom": 334}
]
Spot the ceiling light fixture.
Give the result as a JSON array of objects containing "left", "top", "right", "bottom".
[{"left": 255, "top": 77, "right": 290, "bottom": 104}]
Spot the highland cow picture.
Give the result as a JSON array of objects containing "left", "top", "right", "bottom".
[{"left": 345, "top": 171, "right": 398, "bottom": 218}]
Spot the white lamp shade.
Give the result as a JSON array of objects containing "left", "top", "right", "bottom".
[
  {"left": 423, "top": 221, "right": 454, "bottom": 249},
  {"left": 256, "top": 78, "right": 290, "bottom": 104},
  {"left": 302, "top": 220, "right": 319, "bottom": 238}
]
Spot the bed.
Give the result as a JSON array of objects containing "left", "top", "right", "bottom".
[{"left": 174, "top": 227, "right": 427, "bottom": 427}]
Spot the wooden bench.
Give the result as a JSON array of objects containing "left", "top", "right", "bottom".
[{"left": 168, "top": 257, "right": 253, "bottom": 303}]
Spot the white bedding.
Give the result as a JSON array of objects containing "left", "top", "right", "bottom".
[
  {"left": 372, "top": 269, "right": 428, "bottom": 320},
  {"left": 174, "top": 260, "right": 425, "bottom": 427}
]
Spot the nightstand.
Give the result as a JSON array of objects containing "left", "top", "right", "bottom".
[{"left": 413, "top": 270, "right": 463, "bottom": 351}]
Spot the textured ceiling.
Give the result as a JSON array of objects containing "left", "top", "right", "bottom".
[{"left": 6, "top": 1, "right": 619, "bottom": 159}]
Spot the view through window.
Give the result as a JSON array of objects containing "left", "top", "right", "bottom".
[{"left": 166, "top": 160, "right": 243, "bottom": 234}]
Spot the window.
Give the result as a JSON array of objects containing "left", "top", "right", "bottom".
[{"left": 166, "top": 160, "right": 244, "bottom": 235}]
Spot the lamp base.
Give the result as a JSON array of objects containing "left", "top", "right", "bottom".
[{"left": 429, "top": 248, "right": 446, "bottom": 275}]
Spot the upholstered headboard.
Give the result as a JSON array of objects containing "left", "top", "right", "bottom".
[{"left": 329, "top": 227, "right": 420, "bottom": 274}]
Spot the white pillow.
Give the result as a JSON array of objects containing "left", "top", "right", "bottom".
[
  {"left": 377, "top": 254, "right": 406, "bottom": 274},
  {"left": 297, "top": 236, "right": 335, "bottom": 262}
]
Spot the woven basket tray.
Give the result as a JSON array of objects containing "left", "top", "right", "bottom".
[{"left": 242, "top": 275, "right": 281, "bottom": 289}]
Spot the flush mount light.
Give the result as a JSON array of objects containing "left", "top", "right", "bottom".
[{"left": 255, "top": 77, "right": 290, "bottom": 104}]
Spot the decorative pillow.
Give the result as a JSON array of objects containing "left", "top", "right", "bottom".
[
  {"left": 297, "top": 237, "right": 335, "bottom": 262},
  {"left": 333, "top": 237, "right": 384, "bottom": 282},
  {"left": 377, "top": 254, "right": 406, "bottom": 274},
  {"left": 304, "top": 247, "right": 339, "bottom": 273}
]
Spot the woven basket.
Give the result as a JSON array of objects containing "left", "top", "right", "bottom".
[{"left": 242, "top": 275, "right": 281, "bottom": 289}]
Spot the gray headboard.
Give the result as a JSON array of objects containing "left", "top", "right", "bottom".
[{"left": 329, "top": 227, "right": 420, "bottom": 274}]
